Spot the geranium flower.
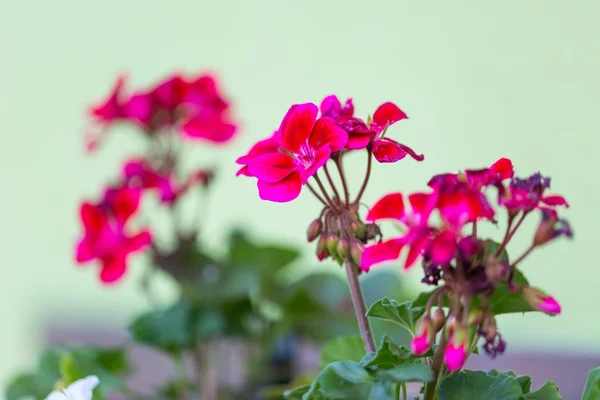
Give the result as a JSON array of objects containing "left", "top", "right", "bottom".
[
  {"left": 245, "top": 103, "right": 347, "bottom": 202},
  {"left": 319, "top": 95, "right": 354, "bottom": 119},
  {"left": 45, "top": 375, "right": 99, "bottom": 400},
  {"left": 75, "top": 186, "right": 151, "bottom": 284},
  {"left": 122, "top": 159, "right": 177, "bottom": 203},
  {"left": 235, "top": 131, "right": 280, "bottom": 177},
  {"left": 500, "top": 172, "right": 569, "bottom": 212}
]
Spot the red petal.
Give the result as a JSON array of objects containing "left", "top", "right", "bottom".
[
  {"left": 257, "top": 171, "right": 303, "bottom": 202},
  {"left": 106, "top": 187, "right": 141, "bottom": 223},
  {"left": 372, "top": 102, "right": 408, "bottom": 128},
  {"left": 404, "top": 234, "right": 430, "bottom": 270},
  {"left": 302, "top": 145, "right": 332, "bottom": 183},
  {"left": 308, "top": 117, "right": 348, "bottom": 152},
  {"left": 75, "top": 237, "right": 95, "bottom": 263},
  {"left": 279, "top": 103, "right": 318, "bottom": 153},
  {"left": 345, "top": 133, "right": 372, "bottom": 150},
  {"left": 542, "top": 195, "right": 569, "bottom": 207},
  {"left": 429, "top": 231, "right": 457, "bottom": 265},
  {"left": 373, "top": 139, "right": 407, "bottom": 163},
  {"left": 366, "top": 193, "right": 405, "bottom": 221},
  {"left": 489, "top": 158, "right": 514, "bottom": 180},
  {"left": 181, "top": 113, "right": 237, "bottom": 143},
  {"left": 125, "top": 231, "right": 152, "bottom": 253},
  {"left": 89, "top": 75, "right": 125, "bottom": 121},
  {"left": 319, "top": 95, "right": 341, "bottom": 117},
  {"left": 247, "top": 152, "right": 297, "bottom": 182},
  {"left": 80, "top": 203, "right": 105, "bottom": 232},
  {"left": 361, "top": 238, "right": 405, "bottom": 272},
  {"left": 99, "top": 254, "right": 127, "bottom": 284}
]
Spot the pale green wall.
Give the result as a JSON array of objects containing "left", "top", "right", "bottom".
[{"left": 1, "top": 0, "right": 599, "bottom": 390}]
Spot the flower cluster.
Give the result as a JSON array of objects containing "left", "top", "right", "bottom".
[
  {"left": 362, "top": 158, "right": 572, "bottom": 371},
  {"left": 86, "top": 73, "right": 236, "bottom": 150},
  {"left": 237, "top": 95, "right": 423, "bottom": 267},
  {"left": 75, "top": 73, "right": 234, "bottom": 284}
]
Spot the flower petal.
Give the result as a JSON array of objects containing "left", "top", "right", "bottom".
[
  {"left": 123, "top": 93, "right": 154, "bottom": 126},
  {"left": 542, "top": 195, "right": 569, "bottom": 207},
  {"left": 404, "top": 233, "right": 430, "bottom": 270},
  {"left": 361, "top": 238, "right": 405, "bottom": 272},
  {"left": 303, "top": 145, "right": 331, "bottom": 182},
  {"left": 124, "top": 231, "right": 152, "bottom": 254},
  {"left": 489, "top": 158, "right": 514, "bottom": 180},
  {"left": 181, "top": 113, "right": 237, "bottom": 143},
  {"left": 309, "top": 117, "right": 348, "bottom": 152},
  {"left": 319, "top": 95, "right": 341, "bottom": 118},
  {"left": 64, "top": 375, "right": 100, "bottom": 399},
  {"left": 429, "top": 231, "right": 457, "bottom": 265},
  {"left": 99, "top": 254, "right": 128, "bottom": 284},
  {"left": 257, "top": 171, "right": 303, "bottom": 202},
  {"left": 372, "top": 102, "right": 408, "bottom": 128},
  {"left": 80, "top": 203, "right": 105, "bottom": 232},
  {"left": 345, "top": 133, "right": 372, "bottom": 150},
  {"left": 373, "top": 139, "right": 407, "bottom": 163},
  {"left": 279, "top": 103, "right": 318, "bottom": 153},
  {"left": 247, "top": 152, "right": 297, "bottom": 182},
  {"left": 366, "top": 193, "right": 405, "bottom": 221},
  {"left": 75, "top": 238, "right": 95, "bottom": 263},
  {"left": 104, "top": 186, "right": 141, "bottom": 224}
]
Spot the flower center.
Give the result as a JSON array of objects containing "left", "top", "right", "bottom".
[{"left": 297, "top": 143, "right": 316, "bottom": 169}]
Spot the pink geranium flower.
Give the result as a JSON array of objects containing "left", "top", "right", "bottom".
[
  {"left": 319, "top": 95, "right": 354, "bottom": 119},
  {"left": 75, "top": 186, "right": 151, "bottom": 284},
  {"left": 122, "top": 159, "right": 177, "bottom": 203},
  {"left": 246, "top": 103, "right": 347, "bottom": 202},
  {"left": 500, "top": 172, "right": 569, "bottom": 213},
  {"left": 235, "top": 131, "right": 280, "bottom": 177}
]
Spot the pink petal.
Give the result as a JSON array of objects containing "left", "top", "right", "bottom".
[
  {"left": 236, "top": 132, "right": 280, "bottom": 165},
  {"left": 444, "top": 343, "right": 467, "bottom": 372},
  {"left": 105, "top": 187, "right": 141, "bottom": 223},
  {"left": 539, "top": 296, "right": 561, "bottom": 315},
  {"left": 80, "top": 203, "right": 105, "bottom": 232},
  {"left": 152, "top": 74, "right": 187, "bottom": 110},
  {"left": 411, "top": 329, "right": 431, "bottom": 355},
  {"left": 99, "top": 254, "right": 128, "bottom": 284},
  {"left": 247, "top": 152, "right": 297, "bottom": 182},
  {"left": 125, "top": 231, "right": 152, "bottom": 253},
  {"left": 303, "top": 145, "right": 332, "bottom": 182},
  {"left": 309, "top": 117, "right": 348, "bottom": 152},
  {"left": 123, "top": 93, "right": 154, "bottom": 126},
  {"left": 319, "top": 95, "right": 341, "bottom": 117},
  {"left": 181, "top": 113, "right": 237, "bottom": 143},
  {"left": 279, "top": 103, "right": 318, "bottom": 153},
  {"left": 366, "top": 193, "right": 405, "bottom": 221},
  {"left": 373, "top": 139, "right": 408, "bottom": 163},
  {"left": 257, "top": 171, "right": 303, "bottom": 203},
  {"left": 372, "top": 102, "right": 408, "bottom": 128},
  {"left": 429, "top": 231, "right": 457, "bottom": 265},
  {"left": 89, "top": 75, "right": 125, "bottom": 121},
  {"left": 489, "top": 158, "right": 514, "bottom": 180},
  {"left": 542, "top": 195, "right": 569, "bottom": 207},
  {"left": 361, "top": 238, "right": 405, "bottom": 272},
  {"left": 404, "top": 233, "right": 431, "bottom": 270},
  {"left": 75, "top": 238, "right": 95, "bottom": 263},
  {"left": 236, "top": 166, "right": 251, "bottom": 176},
  {"left": 345, "top": 133, "right": 372, "bottom": 150}
]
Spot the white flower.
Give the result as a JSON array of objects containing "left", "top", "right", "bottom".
[{"left": 44, "top": 376, "right": 100, "bottom": 400}]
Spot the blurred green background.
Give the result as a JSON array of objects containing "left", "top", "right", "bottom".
[{"left": 1, "top": 0, "right": 598, "bottom": 392}]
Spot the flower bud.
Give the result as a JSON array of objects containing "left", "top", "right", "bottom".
[
  {"left": 444, "top": 327, "right": 468, "bottom": 372},
  {"left": 481, "top": 314, "right": 497, "bottom": 342},
  {"left": 522, "top": 287, "right": 561, "bottom": 315},
  {"left": 412, "top": 318, "right": 434, "bottom": 355},
  {"left": 307, "top": 219, "right": 323, "bottom": 243},
  {"left": 365, "top": 223, "right": 381, "bottom": 240},
  {"left": 316, "top": 235, "right": 327, "bottom": 255},
  {"left": 467, "top": 309, "right": 483, "bottom": 326},
  {"left": 534, "top": 210, "right": 573, "bottom": 247},
  {"left": 325, "top": 233, "right": 339, "bottom": 256},
  {"left": 351, "top": 221, "right": 367, "bottom": 240},
  {"left": 350, "top": 240, "right": 364, "bottom": 267},
  {"left": 337, "top": 237, "right": 350, "bottom": 259},
  {"left": 431, "top": 308, "right": 446, "bottom": 332},
  {"left": 444, "top": 314, "right": 459, "bottom": 333},
  {"left": 316, "top": 250, "right": 327, "bottom": 261}
]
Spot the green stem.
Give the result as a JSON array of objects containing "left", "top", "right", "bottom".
[
  {"left": 394, "top": 383, "right": 401, "bottom": 400},
  {"left": 401, "top": 382, "right": 407, "bottom": 400},
  {"left": 344, "top": 260, "right": 376, "bottom": 353},
  {"left": 173, "top": 354, "right": 188, "bottom": 400},
  {"left": 335, "top": 157, "right": 350, "bottom": 206},
  {"left": 423, "top": 333, "right": 448, "bottom": 400},
  {"left": 354, "top": 148, "right": 373, "bottom": 204}
]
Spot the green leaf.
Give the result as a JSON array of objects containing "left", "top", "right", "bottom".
[
  {"left": 361, "top": 335, "right": 431, "bottom": 372},
  {"left": 377, "top": 361, "right": 433, "bottom": 383},
  {"left": 304, "top": 361, "right": 375, "bottom": 399},
  {"left": 320, "top": 336, "right": 366, "bottom": 369},
  {"left": 228, "top": 230, "right": 300, "bottom": 272},
  {"left": 582, "top": 367, "right": 600, "bottom": 400},
  {"left": 283, "top": 384, "right": 311, "bottom": 399},
  {"left": 524, "top": 381, "right": 563, "bottom": 399},
  {"left": 5, "top": 374, "right": 51, "bottom": 400},
  {"left": 486, "top": 370, "right": 531, "bottom": 393},
  {"left": 128, "top": 301, "right": 194, "bottom": 354},
  {"left": 439, "top": 370, "right": 523, "bottom": 400},
  {"left": 366, "top": 297, "right": 425, "bottom": 334}
]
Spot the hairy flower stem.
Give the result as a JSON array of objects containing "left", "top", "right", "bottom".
[
  {"left": 306, "top": 182, "right": 328, "bottom": 206},
  {"left": 423, "top": 333, "right": 448, "bottom": 400},
  {"left": 335, "top": 158, "right": 350, "bottom": 206},
  {"left": 323, "top": 164, "right": 342, "bottom": 202},
  {"left": 344, "top": 260, "right": 376, "bottom": 353},
  {"left": 354, "top": 148, "right": 373, "bottom": 204}
]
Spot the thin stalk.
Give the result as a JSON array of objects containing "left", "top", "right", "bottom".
[
  {"left": 496, "top": 212, "right": 528, "bottom": 256},
  {"left": 401, "top": 383, "right": 407, "bottom": 400},
  {"left": 344, "top": 260, "right": 376, "bottom": 353},
  {"left": 510, "top": 243, "right": 536, "bottom": 268},
  {"left": 463, "top": 332, "right": 480, "bottom": 366},
  {"left": 335, "top": 157, "right": 350, "bottom": 206},
  {"left": 194, "top": 342, "right": 218, "bottom": 400},
  {"left": 313, "top": 174, "right": 337, "bottom": 210},
  {"left": 323, "top": 163, "right": 341, "bottom": 202},
  {"left": 354, "top": 149, "right": 373, "bottom": 204},
  {"left": 306, "top": 182, "right": 328, "bottom": 206},
  {"left": 423, "top": 332, "right": 448, "bottom": 400},
  {"left": 173, "top": 355, "right": 188, "bottom": 400},
  {"left": 394, "top": 383, "right": 401, "bottom": 400},
  {"left": 472, "top": 221, "right": 477, "bottom": 238}
]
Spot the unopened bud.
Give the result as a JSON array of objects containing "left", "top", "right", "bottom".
[
  {"left": 444, "top": 327, "right": 468, "bottom": 372},
  {"left": 351, "top": 221, "right": 367, "bottom": 240},
  {"left": 365, "top": 223, "right": 381, "bottom": 240},
  {"left": 534, "top": 210, "right": 573, "bottom": 247},
  {"left": 307, "top": 219, "right": 323, "bottom": 242},
  {"left": 522, "top": 286, "right": 561, "bottom": 316},
  {"left": 316, "top": 235, "right": 327, "bottom": 255},
  {"left": 412, "top": 318, "right": 434, "bottom": 355},
  {"left": 431, "top": 308, "right": 446, "bottom": 332},
  {"left": 467, "top": 309, "right": 484, "bottom": 326},
  {"left": 325, "top": 233, "right": 339, "bottom": 255},
  {"left": 316, "top": 250, "right": 327, "bottom": 261},
  {"left": 337, "top": 237, "right": 350, "bottom": 259},
  {"left": 445, "top": 314, "right": 459, "bottom": 333},
  {"left": 350, "top": 240, "right": 364, "bottom": 267}
]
